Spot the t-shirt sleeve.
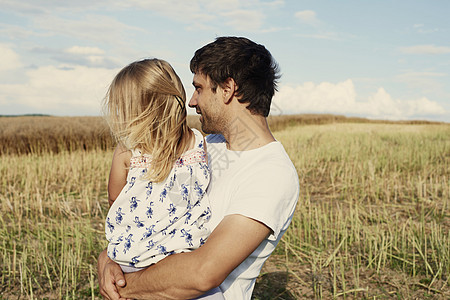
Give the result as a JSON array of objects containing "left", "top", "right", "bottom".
[{"left": 225, "top": 161, "right": 300, "bottom": 241}]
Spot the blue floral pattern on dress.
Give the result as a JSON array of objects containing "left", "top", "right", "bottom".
[
  {"left": 146, "top": 202, "right": 154, "bottom": 219},
  {"left": 129, "top": 196, "right": 140, "bottom": 212},
  {"left": 105, "top": 129, "right": 211, "bottom": 268},
  {"left": 115, "top": 208, "right": 125, "bottom": 225},
  {"left": 145, "top": 182, "right": 153, "bottom": 200}
]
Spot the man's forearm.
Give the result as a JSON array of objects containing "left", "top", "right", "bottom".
[
  {"left": 115, "top": 214, "right": 271, "bottom": 299},
  {"left": 117, "top": 251, "right": 213, "bottom": 299}
]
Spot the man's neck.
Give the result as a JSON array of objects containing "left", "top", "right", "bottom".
[{"left": 222, "top": 112, "right": 275, "bottom": 151}]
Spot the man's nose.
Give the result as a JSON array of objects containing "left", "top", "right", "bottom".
[{"left": 188, "top": 92, "right": 197, "bottom": 108}]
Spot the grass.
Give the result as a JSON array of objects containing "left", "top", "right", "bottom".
[
  {"left": 2, "top": 114, "right": 443, "bottom": 155},
  {"left": 0, "top": 116, "right": 114, "bottom": 155},
  {"left": 1, "top": 149, "right": 108, "bottom": 299},
  {"left": 254, "top": 123, "right": 449, "bottom": 299},
  {"left": 0, "top": 116, "right": 449, "bottom": 299}
]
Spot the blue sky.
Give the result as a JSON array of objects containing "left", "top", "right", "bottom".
[{"left": 1, "top": 0, "right": 449, "bottom": 122}]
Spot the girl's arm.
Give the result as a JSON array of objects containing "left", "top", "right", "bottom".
[{"left": 108, "top": 144, "right": 131, "bottom": 206}]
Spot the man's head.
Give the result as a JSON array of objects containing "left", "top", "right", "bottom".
[{"left": 189, "top": 36, "right": 280, "bottom": 117}]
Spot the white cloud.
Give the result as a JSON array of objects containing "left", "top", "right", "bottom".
[
  {"left": 404, "top": 97, "right": 445, "bottom": 116},
  {"left": 295, "top": 10, "right": 319, "bottom": 26},
  {"left": 0, "top": 23, "right": 35, "bottom": 40},
  {"left": 122, "top": 0, "right": 221, "bottom": 25},
  {"left": 0, "top": 44, "right": 22, "bottom": 71},
  {"left": 28, "top": 45, "right": 120, "bottom": 68},
  {"left": 261, "top": 0, "right": 284, "bottom": 8},
  {"left": 293, "top": 10, "right": 352, "bottom": 41},
  {"left": 0, "top": 0, "right": 110, "bottom": 15},
  {"left": 397, "top": 71, "right": 446, "bottom": 78},
  {"left": 396, "top": 71, "right": 447, "bottom": 90},
  {"left": 1, "top": 0, "right": 274, "bottom": 46},
  {"left": 61, "top": 46, "right": 116, "bottom": 67},
  {"left": 33, "top": 14, "right": 143, "bottom": 46},
  {"left": 65, "top": 46, "right": 105, "bottom": 55},
  {"left": 396, "top": 71, "right": 447, "bottom": 95},
  {"left": 122, "top": 0, "right": 268, "bottom": 31},
  {"left": 222, "top": 10, "right": 264, "bottom": 31},
  {"left": 295, "top": 32, "right": 341, "bottom": 40},
  {"left": 400, "top": 45, "right": 450, "bottom": 54},
  {"left": 0, "top": 64, "right": 118, "bottom": 115},
  {"left": 273, "top": 80, "right": 446, "bottom": 120},
  {"left": 204, "top": 0, "right": 241, "bottom": 11},
  {"left": 412, "top": 24, "right": 440, "bottom": 34}
]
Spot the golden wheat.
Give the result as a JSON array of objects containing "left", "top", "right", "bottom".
[
  {"left": 1, "top": 117, "right": 449, "bottom": 299},
  {"left": 2, "top": 115, "right": 443, "bottom": 155}
]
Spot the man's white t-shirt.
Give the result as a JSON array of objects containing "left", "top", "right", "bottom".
[{"left": 205, "top": 134, "right": 299, "bottom": 299}]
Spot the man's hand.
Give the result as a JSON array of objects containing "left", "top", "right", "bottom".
[{"left": 98, "top": 249, "right": 129, "bottom": 300}]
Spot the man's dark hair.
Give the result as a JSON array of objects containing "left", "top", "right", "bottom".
[{"left": 190, "top": 36, "right": 280, "bottom": 117}]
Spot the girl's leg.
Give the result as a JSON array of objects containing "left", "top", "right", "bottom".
[
  {"left": 119, "top": 265, "right": 146, "bottom": 273},
  {"left": 191, "top": 287, "right": 225, "bottom": 300}
]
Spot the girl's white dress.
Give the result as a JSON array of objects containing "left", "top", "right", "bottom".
[{"left": 105, "top": 129, "right": 211, "bottom": 269}]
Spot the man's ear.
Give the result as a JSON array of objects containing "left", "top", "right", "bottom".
[{"left": 221, "top": 77, "right": 237, "bottom": 104}]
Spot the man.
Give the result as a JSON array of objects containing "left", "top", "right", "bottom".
[{"left": 98, "top": 36, "right": 299, "bottom": 299}]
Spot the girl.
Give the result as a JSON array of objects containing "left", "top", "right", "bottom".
[{"left": 103, "top": 58, "right": 223, "bottom": 299}]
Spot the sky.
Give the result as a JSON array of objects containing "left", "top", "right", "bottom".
[{"left": 1, "top": 0, "right": 449, "bottom": 122}]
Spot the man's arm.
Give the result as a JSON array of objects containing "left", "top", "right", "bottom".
[{"left": 116, "top": 214, "right": 271, "bottom": 299}]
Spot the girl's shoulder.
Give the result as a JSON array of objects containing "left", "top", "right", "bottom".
[
  {"left": 175, "top": 129, "right": 207, "bottom": 167},
  {"left": 129, "top": 148, "right": 152, "bottom": 169}
]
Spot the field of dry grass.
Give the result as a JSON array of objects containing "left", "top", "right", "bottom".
[
  {"left": 1, "top": 114, "right": 441, "bottom": 155},
  {"left": 0, "top": 115, "right": 448, "bottom": 299},
  {"left": 254, "top": 123, "right": 449, "bottom": 299}
]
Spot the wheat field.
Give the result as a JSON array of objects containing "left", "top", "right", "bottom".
[{"left": 0, "top": 116, "right": 448, "bottom": 299}]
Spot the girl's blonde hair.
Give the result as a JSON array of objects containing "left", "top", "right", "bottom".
[{"left": 104, "top": 58, "right": 190, "bottom": 182}]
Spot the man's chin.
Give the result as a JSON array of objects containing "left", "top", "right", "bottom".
[
  {"left": 200, "top": 117, "right": 220, "bottom": 134},
  {"left": 201, "top": 125, "right": 211, "bottom": 134},
  {"left": 200, "top": 122, "right": 214, "bottom": 134}
]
